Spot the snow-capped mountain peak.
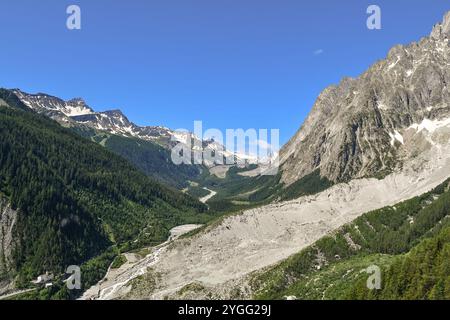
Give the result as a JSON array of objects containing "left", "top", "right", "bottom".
[
  {"left": 13, "top": 89, "right": 94, "bottom": 118},
  {"left": 13, "top": 89, "right": 257, "bottom": 169}
]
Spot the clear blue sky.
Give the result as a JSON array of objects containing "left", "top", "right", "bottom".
[{"left": 0, "top": 0, "right": 448, "bottom": 145}]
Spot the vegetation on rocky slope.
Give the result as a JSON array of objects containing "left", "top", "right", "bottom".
[
  {"left": 252, "top": 178, "right": 450, "bottom": 300},
  {"left": 0, "top": 96, "right": 211, "bottom": 295}
]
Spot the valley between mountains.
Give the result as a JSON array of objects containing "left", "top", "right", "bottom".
[{"left": 1, "top": 11, "right": 450, "bottom": 300}]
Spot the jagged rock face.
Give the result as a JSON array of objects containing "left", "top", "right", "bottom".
[
  {"left": 431, "top": 11, "right": 450, "bottom": 39},
  {"left": 0, "top": 196, "right": 17, "bottom": 277},
  {"left": 280, "top": 12, "right": 450, "bottom": 185}
]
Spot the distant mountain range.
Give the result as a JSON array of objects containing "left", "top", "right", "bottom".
[{"left": 13, "top": 89, "right": 257, "bottom": 169}]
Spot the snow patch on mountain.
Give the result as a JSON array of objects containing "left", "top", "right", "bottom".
[
  {"left": 409, "top": 117, "right": 450, "bottom": 133},
  {"left": 389, "top": 130, "right": 404, "bottom": 146}
]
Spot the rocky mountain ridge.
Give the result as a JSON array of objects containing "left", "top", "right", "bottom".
[
  {"left": 13, "top": 89, "right": 256, "bottom": 168},
  {"left": 279, "top": 11, "right": 450, "bottom": 185}
]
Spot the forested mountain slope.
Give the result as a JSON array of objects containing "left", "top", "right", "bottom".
[
  {"left": 0, "top": 92, "right": 208, "bottom": 289},
  {"left": 250, "top": 178, "right": 450, "bottom": 300}
]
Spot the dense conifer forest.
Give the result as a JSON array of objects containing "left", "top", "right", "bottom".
[{"left": 0, "top": 95, "right": 210, "bottom": 289}]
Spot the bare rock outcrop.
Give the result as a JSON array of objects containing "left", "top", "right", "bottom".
[
  {"left": 280, "top": 11, "right": 450, "bottom": 185},
  {"left": 0, "top": 196, "right": 17, "bottom": 294}
]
